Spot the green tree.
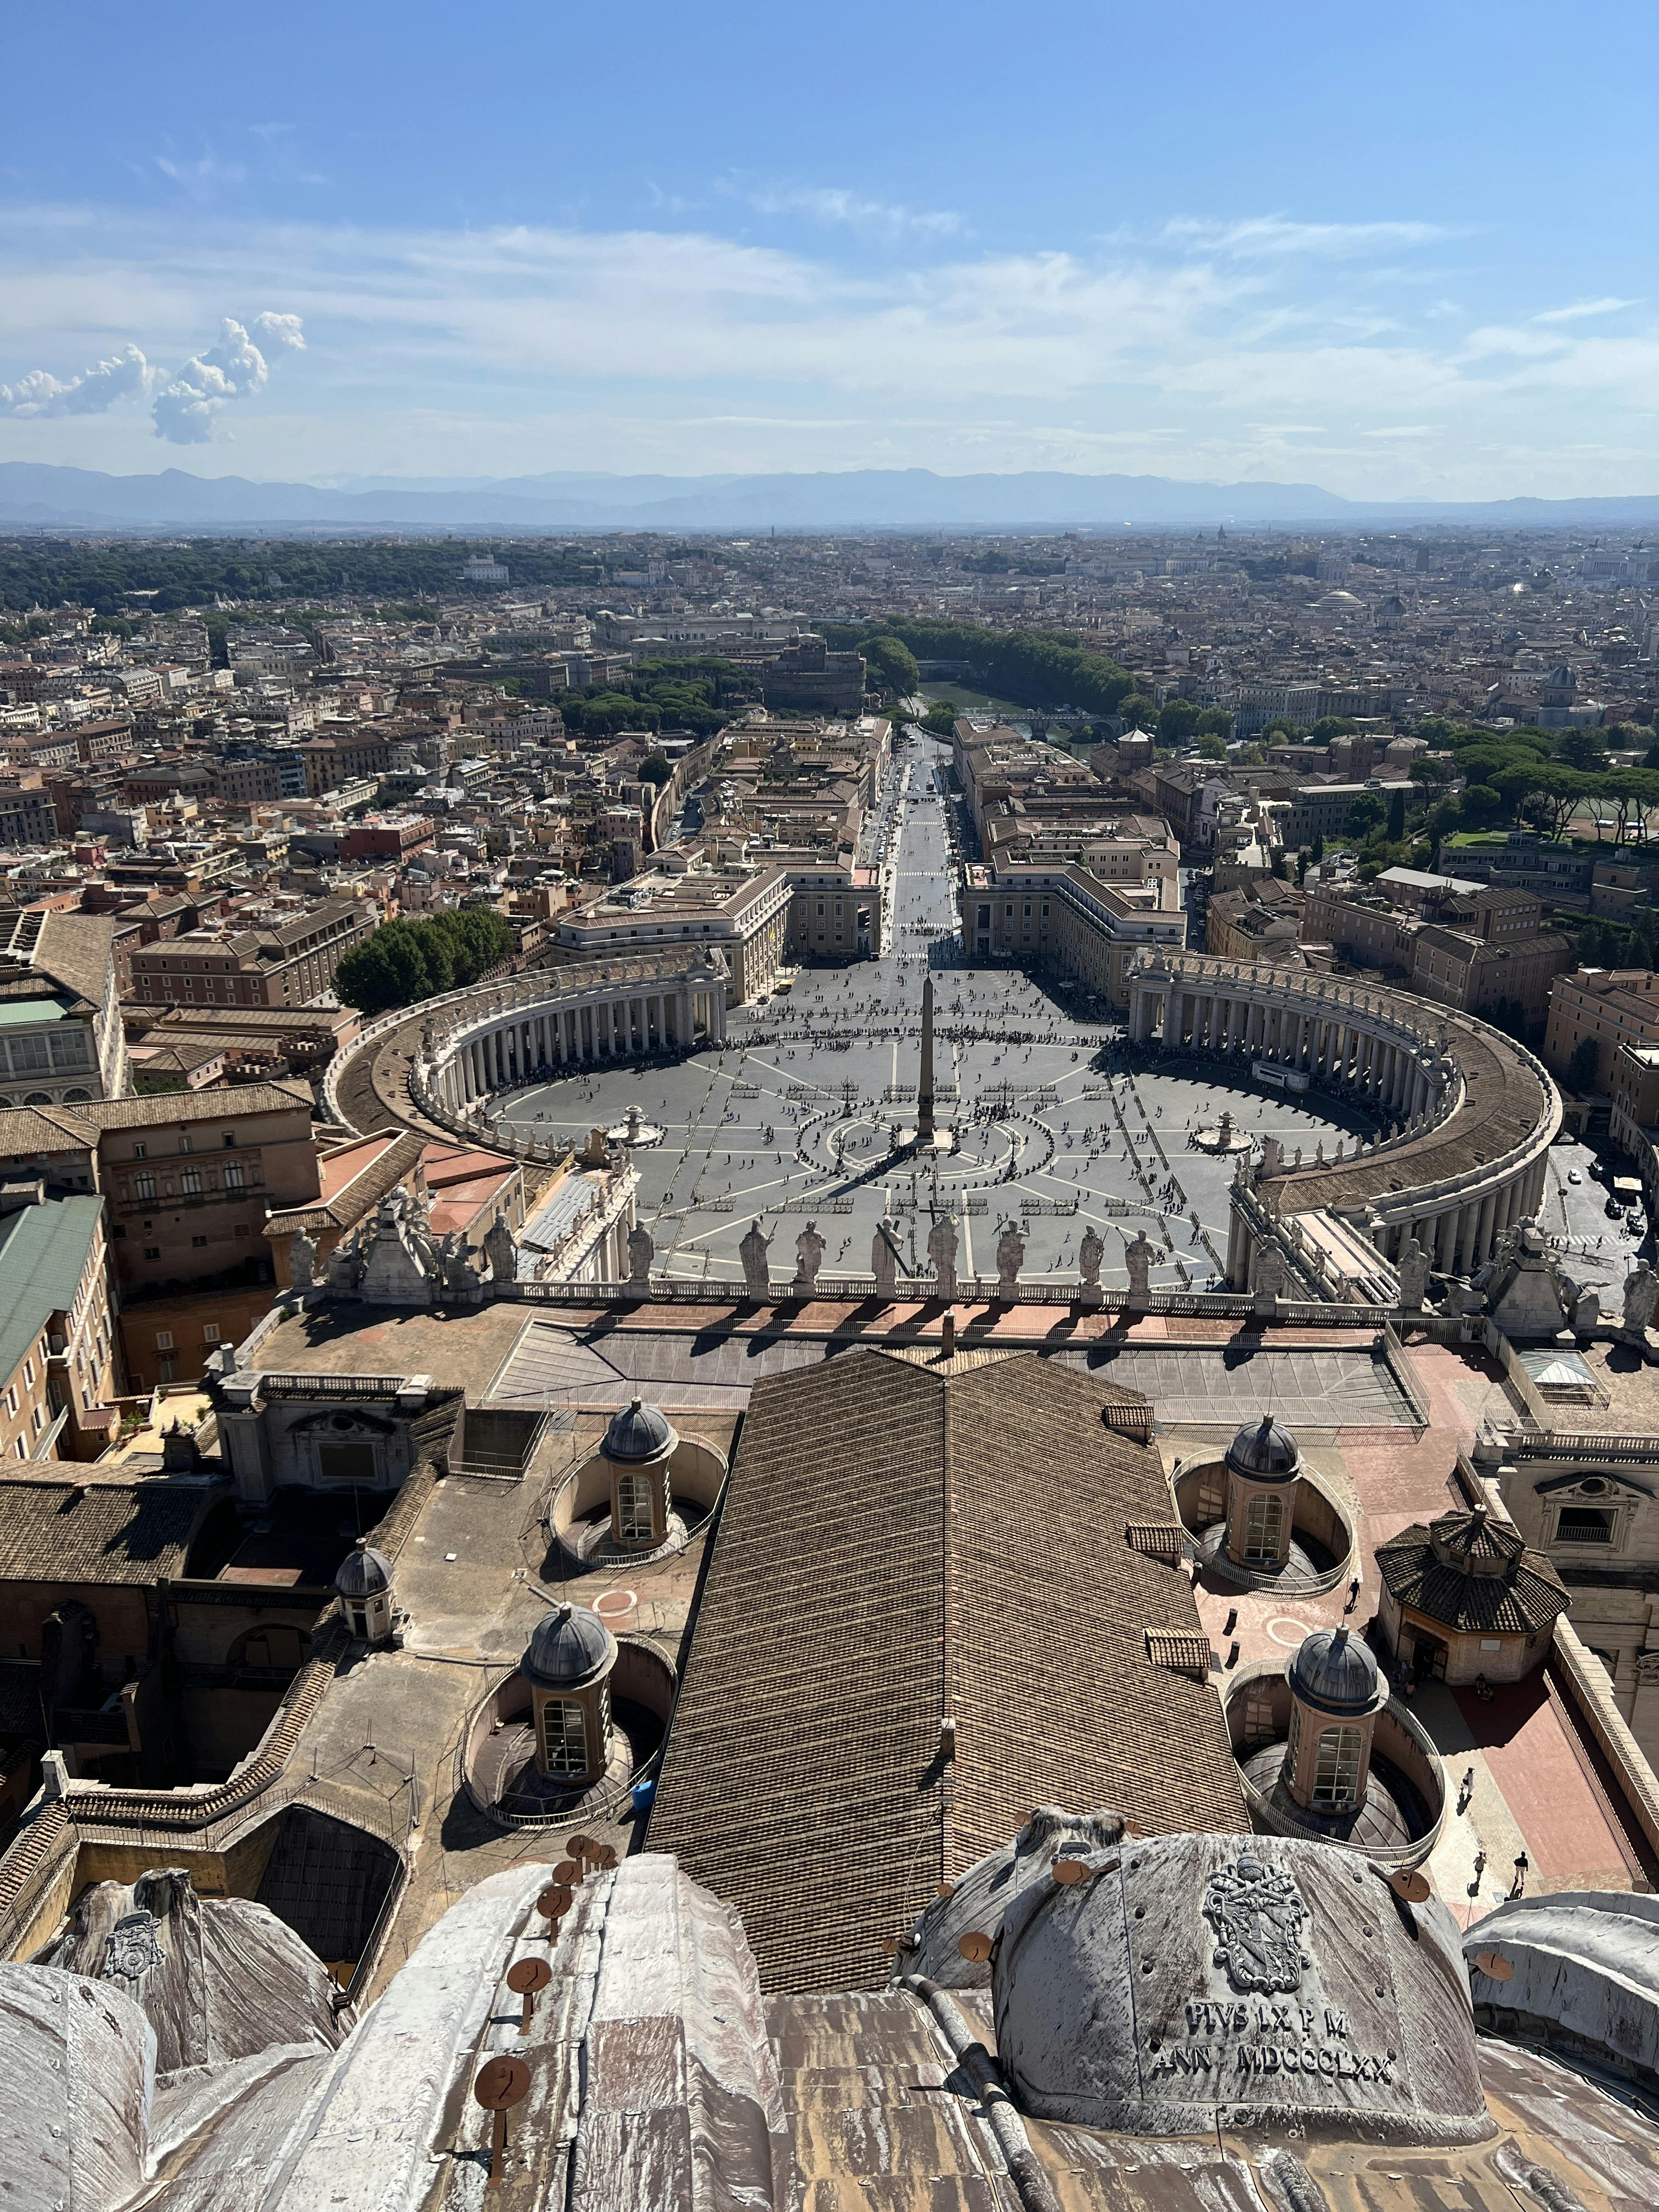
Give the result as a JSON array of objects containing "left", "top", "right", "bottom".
[
  {"left": 1409, "top": 753, "right": 1456, "bottom": 787},
  {"left": 1554, "top": 728, "right": 1609, "bottom": 771},
  {"left": 1311, "top": 714, "right": 1357, "bottom": 741},
  {"left": 1156, "top": 697, "right": 1200, "bottom": 743},
  {"left": 1195, "top": 707, "right": 1234, "bottom": 738},
  {"left": 1458, "top": 782, "right": 1505, "bottom": 827},
  {"left": 1195, "top": 732, "right": 1229, "bottom": 761},
  {"left": 861, "top": 633, "right": 921, "bottom": 696},
  {"left": 1387, "top": 787, "right": 1407, "bottom": 840},
  {"left": 1644, "top": 742, "right": 1659, "bottom": 772},
  {"left": 638, "top": 754, "right": 673, "bottom": 788},
  {"left": 1566, "top": 1037, "right": 1601, "bottom": 1093},
  {"left": 1346, "top": 795, "right": 1386, "bottom": 839},
  {"left": 1118, "top": 693, "right": 1159, "bottom": 732}
]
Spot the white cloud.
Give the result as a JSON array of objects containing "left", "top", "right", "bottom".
[
  {"left": 150, "top": 312, "right": 304, "bottom": 442},
  {"left": 1, "top": 310, "right": 303, "bottom": 441},
  {"left": 738, "top": 182, "right": 966, "bottom": 239},
  {"left": 1531, "top": 296, "right": 1641, "bottom": 325},
  {"left": 1154, "top": 216, "right": 1458, "bottom": 260},
  {"left": 0, "top": 341, "right": 150, "bottom": 417}
]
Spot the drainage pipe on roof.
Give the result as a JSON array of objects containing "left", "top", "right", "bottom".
[{"left": 902, "top": 1973, "right": 1064, "bottom": 2212}]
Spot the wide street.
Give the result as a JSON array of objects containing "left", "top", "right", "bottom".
[{"left": 500, "top": 736, "right": 1379, "bottom": 1289}]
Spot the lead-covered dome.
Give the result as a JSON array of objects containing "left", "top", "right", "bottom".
[
  {"left": 335, "top": 1542, "right": 392, "bottom": 1600},
  {"left": 1224, "top": 1414, "right": 1302, "bottom": 1482},
  {"left": 1288, "top": 1625, "right": 1386, "bottom": 1717},
  {"left": 524, "top": 1602, "right": 616, "bottom": 1689},
  {"left": 602, "top": 1396, "right": 674, "bottom": 1464}
]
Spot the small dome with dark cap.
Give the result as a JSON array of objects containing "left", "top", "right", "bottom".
[
  {"left": 523, "top": 1602, "right": 615, "bottom": 1689},
  {"left": 1224, "top": 1414, "right": 1302, "bottom": 1483},
  {"left": 602, "top": 1396, "right": 674, "bottom": 1464},
  {"left": 334, "top": 1543, "right": 392, "bottom": 1600},
  {"left": 1288, "top": 1626, "right": 1385, "bottom": 1717}
]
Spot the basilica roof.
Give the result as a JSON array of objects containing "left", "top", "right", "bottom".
[{"left": 647, "top": 1346, "right": 1245, "bottom": 1994}]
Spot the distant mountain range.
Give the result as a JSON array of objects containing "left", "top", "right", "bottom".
[{"left": 5, "top": 461, "right": 1659, "bottom": 534}]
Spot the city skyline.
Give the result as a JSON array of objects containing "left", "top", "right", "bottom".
[{"left": 4, "top": 2, "right": 1659, "bottom": 498}]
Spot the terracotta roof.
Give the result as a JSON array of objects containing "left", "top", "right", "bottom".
[
  {"left": 1144, "top": 1628, "right": 1212, "bottom": 1678},
  {"left": 32, "top": 913, "right": 116, "bottom": 1009},
  {"left": 1375, "top": 1510, "right": 1570, "bottom": 1637},
  {"left": 1125, "top": 1522, "right": 1187, "bottom": 1562},
  {"left": 647, "top": 1347, "right": 1245, "bottom": 1994},
  {"left": 266, "top": 1129, "right": 424, "bottom": 1237},
  {"left": 0, "top": 1476, "right": 218, "bottom": 1586}
]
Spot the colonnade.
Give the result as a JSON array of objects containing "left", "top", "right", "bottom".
[
  {"left": 429, "top": 963, "right": 728, "bottom": 1118},
  {"left": 1127, "top": 953, "right": 1561, "bottom": 1293},
  {"left": 1130, "top": 972, "right": 1437, "bottom": 1124}
]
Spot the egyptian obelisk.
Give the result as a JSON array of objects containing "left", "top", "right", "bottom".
[{"left": 917, "top": 974, "right": 936, "bottom": 1141}]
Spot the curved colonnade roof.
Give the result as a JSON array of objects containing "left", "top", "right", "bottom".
[{"left": 1245, "top": 991, "right": 1557, "bottom": 1218}]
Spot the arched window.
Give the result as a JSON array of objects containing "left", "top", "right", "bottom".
[
  {"left": 541, "top": 1699, "right": 588, "bottom": 1776},
  {"left": 1312, "top": 1725, "right": 1364, "bottom": 1810},
  {"left": 1244, "top": 1492, "right": 1285, "bottom": 1565},
  {"left": 616, "top": 1472, "right": 654, "bottom": 1544}
]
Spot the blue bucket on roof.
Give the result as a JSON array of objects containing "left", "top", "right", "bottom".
[{"left": 630, "top": 1778, "right": 657, "bottom": 1816}]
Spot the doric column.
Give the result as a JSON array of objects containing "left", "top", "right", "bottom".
[{"left": 1434, "top": 1209, "right": 1458, "bottom": 1271}]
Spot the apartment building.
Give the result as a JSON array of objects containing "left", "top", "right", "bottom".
[
  {"left": 0, "top": 778, "right": 61, "bottom": 847},
  {"left": 1205, "top": 877, "right": 1306, "bottom": 963},
  {"left": 1544, "top": 967, "right": 1659, "bottom": 1087},
  {"left": 127, "top": 898, "right": 374, "bottom": 1010}
]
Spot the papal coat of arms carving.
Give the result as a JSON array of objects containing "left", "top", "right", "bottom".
[
  {"left": 102, "top": 1909, "right": 164, "bottom": 1986},
  {"left": 1201, "top": 1852, "right": 1312, "bottom": 1994}
]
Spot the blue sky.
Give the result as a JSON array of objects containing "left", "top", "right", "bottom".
[{"left": 2, "top": 1, "right": 1657, "bottom": 496}]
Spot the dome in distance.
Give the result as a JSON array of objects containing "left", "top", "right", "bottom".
[
  {"left": 1288, "top": 1626, "right": 1386, "bottom": 1717},
  {"left": 335, "top": 1543, "right": 392, "bottom": 1600},
  {"left": 1225, "top": 1414, "right": 1302, "bottom": 1482},
  {"left": 602, "top": 1396, "right": 674, "bottom": 1464},
  {"left": 524, "top": 1602, "right": 616, "bottom": 1689}
]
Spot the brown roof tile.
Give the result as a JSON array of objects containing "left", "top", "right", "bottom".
[{"left": 648, "top": 1347, "right": 1245, "bottom": 1994}]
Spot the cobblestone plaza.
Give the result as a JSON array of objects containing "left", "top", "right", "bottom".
[{"left": 499, "top": 743, "right": 1379, "bottom": 1289}]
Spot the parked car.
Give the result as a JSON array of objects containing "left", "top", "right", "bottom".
[
  {"left": 1568, "top": 1167, "right": 1583, "bottom": 1185},
  {"left": 1607, "top": 1196, "right": 1626, "bottom": 1218},
  {"left": 1629, "top": 1209, "right": 1647, "bottom": 1234}
]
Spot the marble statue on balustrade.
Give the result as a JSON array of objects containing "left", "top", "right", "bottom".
[
  {"left": 627, "top": 1222, "right": 653, "bottom": 1288},
  {"left": 1251, "top": 1244, "right": 1290, "bottom": 1316},
  {"left": 740, "top": 1219, "right": 772, "bottom": 1299},
  {"left": 357, "top": 1188, "right": 445, "bottom": 1306},
  {"left": 794, "top": 1222, "right": 825, "bottom": 1291},
  {"left": 287, "top": 1228, "right": 317, "bottom": 1293},
  {"left": 1624, "top": 1260, "right": 1659, "bottom": 1346},
  {"left": 995, "top": 1221, "right": 1025, "bottom": 1297},
  {"left": 482, "top": 1208, "right": 520, "bottom": 1288},
  {"left": 872, "top": 1221, "right": 903, "bottom": 1301},
  {"left": 1122, "top": 1228, "right": 1157, "bottom": 1306},
  {"left": 1395, "top": 1233, "right": 1429, "bottom": 1314},
  {"left": 927, "top": 1213, "right": 959, "bottom": 1301},
  {"left": 437, "top": 1231, "right": 482, "bottom": 1295},
  {"left": 1079, "top": 1224, "right": 1105, "bottom": 1300}
]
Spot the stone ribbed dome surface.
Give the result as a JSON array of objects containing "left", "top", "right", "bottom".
[
  {"left": 603, "top": 1396, "right": 674, "bottom": 1464},
  {"left": 992, "top": 1831, "right": 1488, "bottom": 2144},
  {"left": 1289, "top": 1626, "right": 1385, "bottom": 1717},
  {"left": 335, "top": 1543, "right": 392, "bottom": 1599},
  {"left": 1225, "top": 1415, "right": 1302, "bottom": 1482},
  {"left": 524, "top": 1602, "right": 616, "bottom": 1688}
]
